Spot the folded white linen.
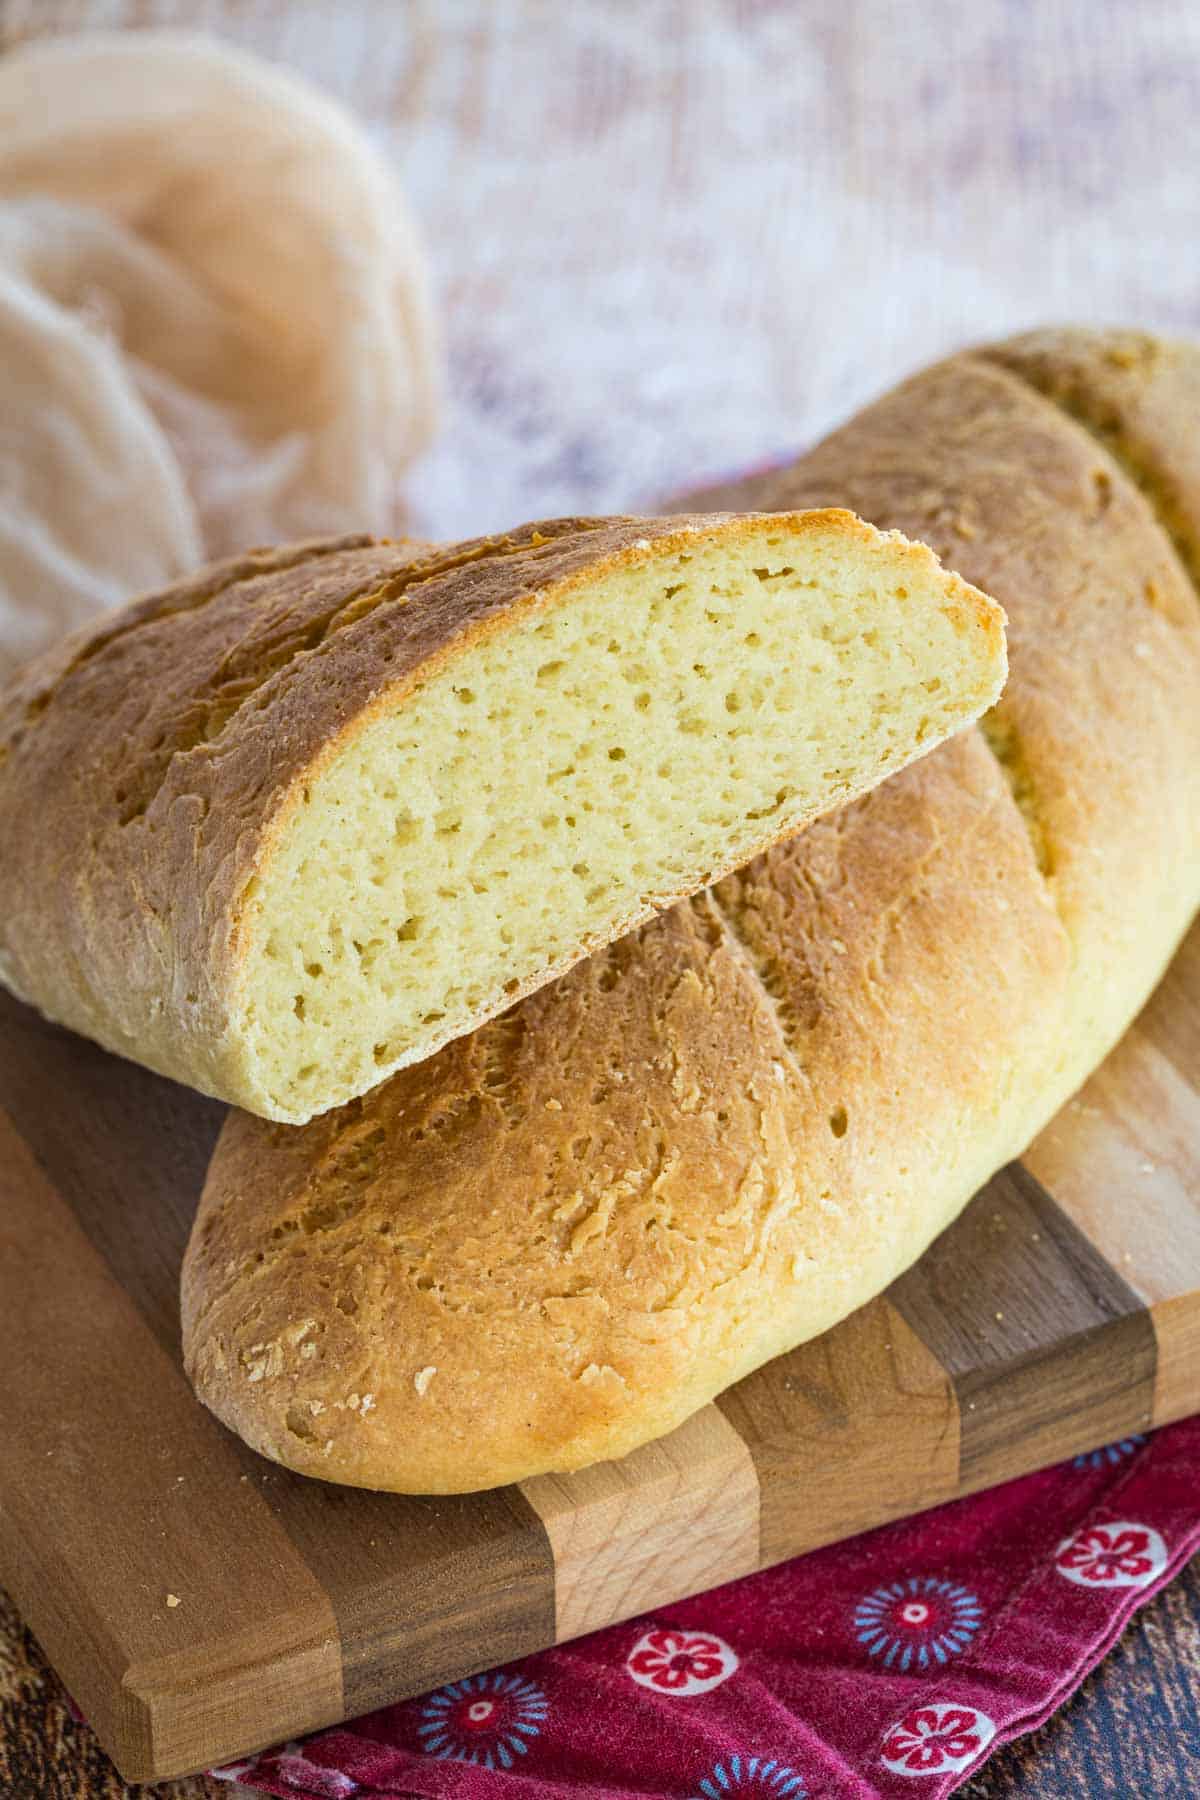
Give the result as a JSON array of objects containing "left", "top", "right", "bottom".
[{"left": 0, "top": 30, "right": 438, "bottom": 675}]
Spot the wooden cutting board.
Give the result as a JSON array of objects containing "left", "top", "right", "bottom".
[{"left": 0, "top": 922, "right": 1196, "bottom": 1784}]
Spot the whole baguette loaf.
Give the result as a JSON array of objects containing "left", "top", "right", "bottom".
[
  {"left": 183, "top": 328, "right": 1200, "bottom": 1492},
  {"left": 0, "top": 511, "right": 1002, "bottom": 1122}
]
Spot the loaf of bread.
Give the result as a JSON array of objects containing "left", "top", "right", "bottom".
[
  {"left": 0, "top": 512, "right": 1002, "bottom": 1123},
  {"left": 183, "top": 328, "right": 1200, "bottom": 1493}
]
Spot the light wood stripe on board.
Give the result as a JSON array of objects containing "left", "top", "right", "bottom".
[
  {"left": 889, "top": 1166, "right": 1157, "bottom": 1489},
  {"left": 521, "top": 1402, "right": 759, "bottom": 1643}
]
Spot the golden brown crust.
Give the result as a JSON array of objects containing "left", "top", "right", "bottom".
[
  {"left": 983, "top": 327, "right": 1200, "bottom": 585},
  {"left": 700, "top": 349, "right": 1200, "bottom": 1074},
  {"left": 183, "top": 328, "right": 1200, "bottom": 1492},
  {"left": 186, "top": 731, "right": 1065, "bottom": 1490},
  {"left": 9, "top": 511, "right": 942, "bottom": 1111}
]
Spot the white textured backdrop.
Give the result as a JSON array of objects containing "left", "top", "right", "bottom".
[{"left": 6, "top": 0, "right": 1200, "bottom": 544}]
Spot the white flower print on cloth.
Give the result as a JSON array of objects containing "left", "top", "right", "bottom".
[
  {"left": 880, "top": 1703, "right": 997, "bottom": 1778},
  {"left": 1055, "top": 1520, "right": 1167, "bottom": 1589},
  {"left": 627, "top": 1627, "right": 739, "bottom": 1695},
  {"left": 416, "top": 1671, "right": 548, "bottom": 1768},
  {"left": 853, "top": 1576, "right": 982, "bottom": 1671},
  {"left": 691, "top": 1752, "right": 807, "bottom": 1797},
  {"left": 211, "top": 1744, "right": 358, "bottom": 1795}
]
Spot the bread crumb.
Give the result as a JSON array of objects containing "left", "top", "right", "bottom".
[
  {"left": 242, "top": 1341, "right": 283, "bottom": 1382},
  {"left": 995, "top": 1311, "right": 1004, "bottom": 1321},
  {"left": 414, "top": 1365, "right": 436, "bottom": 1396},
  {"left": 166, "top": 1593, "right": 181, "bottom": 1609},
  {"left": 830, "top": 938, "right": 847, "bottom": 954},
  {"left": 361, "top": 1393, "right": 376, "bottom": 1415},
  {"left": 578, "top": 1361, "right": 622, "bottom": 1386},
  {"left": 545, "top": 1097, "right": 563, "bottom": 1111},
  {"left": 1140, "top": 1161, "right": 1156, "bottom": 1174}
]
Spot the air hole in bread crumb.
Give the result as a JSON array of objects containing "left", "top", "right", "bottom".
[
  {"left": 286, "top": 1406, "right": 316, "bottom": 1441},
  {"left": 829, "top": 1105, "right": 849, "bottom": 1138},
  {"left": 335, "top": 1292, "right": 358, "bottom": 1315},
  {"left": 293, "top": 995, "right": 306, "bottom": 1019},
  {"left": 372, "top": 1041, "right": 390, "bottom": 1064},
  {"left": 305, "top": 960, "right": 323, "bottom": 979},
  {"left": 608, "top": 746, "right": 626, "bottom": 761}
]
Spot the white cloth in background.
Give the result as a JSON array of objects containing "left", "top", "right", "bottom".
[{"left": 0, "top": 29, "right": 439, "bottom": 677}]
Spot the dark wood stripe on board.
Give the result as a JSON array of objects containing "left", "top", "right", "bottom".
[
  {"left": 717, "top": 1294, "right": 960, "bottom": 1566},
  {"left": 0, "top": 993, "right": 224, "bottom": 1355},
  {"left": 275, "top": 1477, "right": 556, "bottom": 1723},
  {"left": 889, "top": 1164, "right": 1157, "bottom": 1489}
]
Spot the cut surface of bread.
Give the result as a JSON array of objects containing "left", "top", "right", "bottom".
[
  {"left": 0, "top": 510, "right": 1003, "bottom": 1122},
  {"left": 183, "top": 329, "right": 1200, "bottom": 1493}
]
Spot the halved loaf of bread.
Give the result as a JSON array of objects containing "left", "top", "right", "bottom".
[
  {"left": 183, "top": 329, "right": 1200, "bottom": 1492},
  {"left": 0, "top": 510, "right": 1003, "bottom": 1122}
]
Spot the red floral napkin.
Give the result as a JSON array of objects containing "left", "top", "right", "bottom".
[{"left": 211, "top": 1414, "right": 1200, "bottom": 1799}]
